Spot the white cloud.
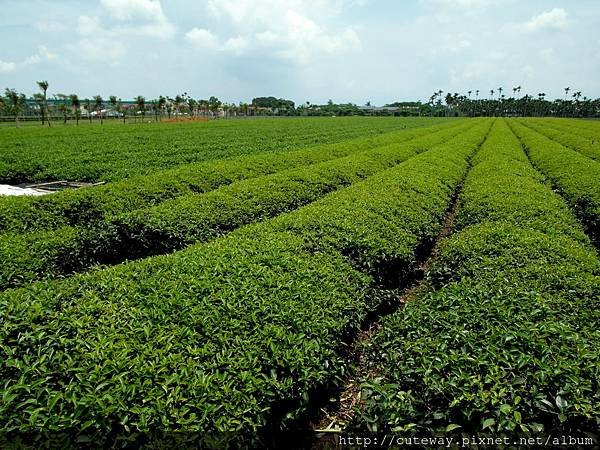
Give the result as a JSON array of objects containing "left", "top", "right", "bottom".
[
  {"left": 77, "top": 0, "right": 175, "bottom": 41},
  {"left": 222, "top": 36, "right": 249, "bottom": 55},
  {"left": 520, "top": 8, "right": 568, "bottom": 32},
  {"left": 188, "top": 0, "right": 361, "bottom": 63},
  {"left": 1, "top": 0, "right": 596, "bottom": 103},
  {"left": 101, "top": 0, "right": 165, "bottom": 22},
  {"left": 421, "top": 0, "right": 505, "bottom": 11},
  {"left": 185, "top": 28, "right": 220, "bottom": 51},
  {"left": 0, "top": 60, "right": 17, "bottom": 73},
  {"left": 207, "top": 0, "right": 344, "bottom": 25},
  {"left": 185, "top": 29, "right": 252, "bottom": 56},
  {"left": 0, "top": 46, "right": 57, "bottom": 74},
  {"left": 23, "top": 45, "right": 57, "bottom": 65},
  {"left": 68, "top": 38, "right": 127, "bottom": 62},
  {"left": 101, "top": 0, "right": 175, "bottom": 38},
  {"left": 69, "top": 0, "right": 174, "bottom": 63},
  {"left": 275, "top": 10, "right": 361, "bottom": 63}
]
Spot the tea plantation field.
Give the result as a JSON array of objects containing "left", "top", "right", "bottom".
[
  {"left": 0, "top": 117, "right": 446, "bottom": 183},
  {"left": 0, "top": 117, "right": 598, "bottom": 447}
]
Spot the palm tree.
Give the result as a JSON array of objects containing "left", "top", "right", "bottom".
[
  {"left": 467, "top": 90, "right": 472, "bottom": 98},
  {"left": 428, "top": 94, "right": 436, "bottom": 116},
  {"left": 136, "top": 95, "right": 146, "bottom": 120},
  {"left": 55, "top": 94, "right": 70, "bottom": 124},
  {"left": 475, "top": 89, "right": 480, "bottom": 100},
  {"left": 156, "top": 96, "right": 166, "bottom": 121},
  {"left": 85, "top": 99, "right": 92, "bottom": 123},
  {"left": 182, "top": 92, "right": 193, "bottom": 116},
  {"left": 33, "top": 93, "right": 45, "bottom": 123},
  {"left": 151, "top": 99, "right": 160, "bottom": 122},
  {"left": 490, "top": 89, "right": 495, "bottom": 100},
  {"left": 109, "top": 96, "right": 118, "bottom": 120},
  {"left": 36, "top": 80, "right": 50, "bottom": 127},
  {"left": 209, "top": 96, "right": 221, "bottom": 117},
  {"left": 188, "top": 98, "right": 197, "bottom": 118},
  {"left": 166, "top": 97, "right": 174, "bottom": 119},
  {"left": 170, "top": 95, "right": 178, "bottom": 117},
  {"left": 564, "top": 87, "right": 570, "bottom": 101},
  {"left": 445, "top": 93, "right": 454, "bottom": 116},
  {"left": 93, "top": 95, "right": 104, "bottom": 124},
  {"left": 69, "top": 94, "right": 81, "bottom": 125},
  {"left": 4, "top": 88, "right": 26, "bottom": 127},
  {"left": 498, "top": 87, "right": 503, "bottom": 98}
]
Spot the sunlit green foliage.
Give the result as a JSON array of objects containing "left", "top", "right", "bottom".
[
  {"left": 519, "top": 119, "right": 600, "bottom": 161},
  {"left": 509, "top": 119, "right": 600, "bottom": 243},
  {"left": 0, "top": 122, "right": 490, "bottom": 441},
  {"left": 0, "top": 117, "right": 447, "bottom": 183},
  {"left": 0, "top": 120, "right": 472, "bottom": 290},
  {"left": 0, "top": 119, "right": 455, "bottom": 234},
  {"left": 354, "top": 120, "right": 600, "bottom": 435}
]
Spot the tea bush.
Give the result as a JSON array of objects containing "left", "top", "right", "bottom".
[
  {"left": 519, "top": 119, "right": 600, "bottom": 161},
  {"left": 0, "top": 121, "right": 475, "bottom": 290},
  {"left": 0, "top": 122, "right": 491, "bottom": 442},
  {"left": 509, "top": 119, "right": 600, "bottom": 244},
  {"left": 0, "top": 120, "right": 461, "bottom": 234},
  {"left": 354, "top": 119, "right": 600, "bottom": 435}
]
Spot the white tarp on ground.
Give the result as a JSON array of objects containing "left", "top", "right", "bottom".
[{"left": 0, "top": 184, "right": 50, "bottom": 196}]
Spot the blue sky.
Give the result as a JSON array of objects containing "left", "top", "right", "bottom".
[{"left": 0, "top": 0, "right": 598, "bottom": 105}]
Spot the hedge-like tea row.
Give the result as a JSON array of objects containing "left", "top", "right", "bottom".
[
  {"left": 0, "top": 121, "right": 475, "bottom": 291},
  {"left": 518, "top": 119, "right": 600, "bottom": 161},
  {"left": 0, "top": 121, "right": 491, "bottom": 443},
  {"left": 0, "top": 117, "right": 447, "bottom": 184},
  {"left": 535, "top": 118, "right": 600, "bottom": 141},
  {"left": 354, "top": 119, "right": 600, "bottom": 435},
  {"left": 508, "top": 119, "right": 600, "bottom": 244},
  {"left": 0, "top": 120, "right": 462, "bottom": 234},
  {"left": 114, "top": 121, "right": 473, "bottom": 255}
]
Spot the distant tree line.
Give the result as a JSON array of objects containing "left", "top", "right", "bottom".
[
  {"left": 0, "top": 83, "right": 242, "bottom": 127},
  {"left": 251, "top": 96, "right": 295, "bottom": 110},
  {"left": 424, "top": 87, "right": 600, "bottom": 118},
  {"left": 2, "top": 81, "right": 599, "bottom": 127}
]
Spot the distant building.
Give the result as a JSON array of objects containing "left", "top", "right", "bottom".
[
  {"left": 358, "top": 103, "right": 421, "bottom": 116},
  {"left": 358, "top": 106, "right": 400, "bottom": 112}
]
